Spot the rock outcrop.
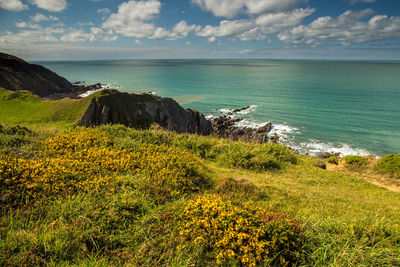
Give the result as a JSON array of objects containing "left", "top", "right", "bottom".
[
  {"left": 77, "top": 89, "right": 212, "bottom": 135},
  {"left": 0, "top": 52, "right": 74, "bottom": 97},
  {"left": 211, "top": 110, "right": 272, "bottom": 144}
]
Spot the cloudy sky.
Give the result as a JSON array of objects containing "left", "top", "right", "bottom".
[{"left": 1, "top": 0, "right": 400, "bottom": 60}]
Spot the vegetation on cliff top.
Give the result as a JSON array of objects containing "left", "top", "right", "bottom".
[{"left": 1, "top": 123, "right": 399, "bottom": 266}]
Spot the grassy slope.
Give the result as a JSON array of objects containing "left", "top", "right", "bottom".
[
  {"left": 0, "top": 90, "right": 399, "bottom": 266},
  {"left": 0, "top": 88, "right": 92, "bottom": 124}
]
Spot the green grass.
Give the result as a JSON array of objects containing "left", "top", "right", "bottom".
[
  {"left": 375, "top": 153, "right": 400, "bottom": 178},
  {"left": 1, "top": 124, "right": 399, "bottom": 266},
  {"left": 0, "top": 91, "right": 399, "bottom": 266},
  {"left": 0, "top": 88, "right": 92, "bottom": 124}
]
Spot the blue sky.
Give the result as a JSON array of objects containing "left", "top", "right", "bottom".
[{"left": 1, "top": 0, "right": 400, "bottom": 60}]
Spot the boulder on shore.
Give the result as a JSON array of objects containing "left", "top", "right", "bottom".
[{"left": 211, "top": 110, "right": 272, "bottom": 144}]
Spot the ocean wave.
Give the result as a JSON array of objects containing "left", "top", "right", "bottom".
[
  {"left": 291, "top": 140, "right": 373, "bottom": 157},
  {"left": 208, "top": 105, "right": 374, "bottom": 157}
]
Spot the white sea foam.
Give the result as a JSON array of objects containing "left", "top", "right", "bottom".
[
  {"left": 291, "top": 140, "right": 372, "bottom": 157},
  {"left": 78, "top": 82, "right": 124, "bottom": 98},
  {"left": 79, "top": 89, "right": 102, "bottom": 98},
  {"left": 208, "top": 105, "right": 375, "bottom": 157}
]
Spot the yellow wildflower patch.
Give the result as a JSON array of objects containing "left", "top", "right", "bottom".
[
  {"left": 43, "top": 128, "right": 113, "bottom": 153},
  {"left": 178, "top": 194, "right": 303, "bottom": 266},
  {"left": 1, "top": 128, "right": 209, "bottom": 204}
]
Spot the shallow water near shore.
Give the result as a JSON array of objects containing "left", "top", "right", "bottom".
[{"left": 35, "top": 59, "right": 400, "bottom": 157}]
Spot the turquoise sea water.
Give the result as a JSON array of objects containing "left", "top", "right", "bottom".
[{"left": 35, "top": 59, "right": 400, "bottom": 157}]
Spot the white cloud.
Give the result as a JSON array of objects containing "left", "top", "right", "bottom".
[
  {"left": 0, "top": 0, "right": 28, "bottom": 11},
  {"left": 102, "top": 0, "right": 163, "bottom": 39},
  {"left": 97, "top": 8, "right": 110, "bottom": 14},
  {"left": 278, "top": 9, "right": 400, "bottom": 46},
  {"left": 191, "top": 0, "right": 244, "bottom": 18},
  {"left": 16, "top": 22, "right": 28, "bottom": 28},
  {"left": 16, "top": 21, "right": 41, "bottom": 29},
  {"left": 255, "top": 8, "right": 314, "bottom": 32},
  {"left": 196, "top": 8, "right": 313, "bottom": 42},
  {"left": 29, "top": 0, "right": 67, "bottom": 12},
  {"left": 30, "top": 13, "right": 58, "bottom": 22},
  {"left": 172, "top": 21, "right": 201, "bottom": 38},
  {"left": 245, "top": 0, "right": 307, "bottom": 15},
  {"left": 348, "top": 0, "right": 376, "bottom": 5},
  {"left": 0, "top": 27, "right": 62, "bottom": 45},
  {"left": 134, "top": 39, "right": 143, "bottom": 44},
  {"left": 103, "top": 1, "right": 198, "bottom": 40},
  {"left": 60, "top": 27, "right": 117, "bottom": 42},
  {"left": 192, "top": 0, "right": 306, "bottom": 18},
  {"left": 197, "top": 19, "right": 254, "bottom": 38}
]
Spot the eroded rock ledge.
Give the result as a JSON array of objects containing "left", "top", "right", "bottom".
[{"left": 77, "top": 89, "right": 212, "bottom": 135}]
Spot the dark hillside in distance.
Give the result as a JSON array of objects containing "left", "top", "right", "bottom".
[{"left": 0, "top": 52, "right": 72, "bottom": 97}]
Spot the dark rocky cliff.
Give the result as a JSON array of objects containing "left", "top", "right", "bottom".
[
  {"left": 77, "top": 90, "right": 212, "bottom": 135},
  {"left": 0, "top": 52, "right": 73, "bottom": 97}
]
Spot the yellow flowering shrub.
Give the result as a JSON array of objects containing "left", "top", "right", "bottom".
[
  {"left": 178, "top": 194, "right": 303, "bottom": 266},
  {"left": 1, "top": 129, "right": 209, "bottom": 204},
  {"left": 43, "top": 128, "right": 113, "bottom": 153}
]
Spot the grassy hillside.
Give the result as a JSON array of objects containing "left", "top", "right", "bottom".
[
  {"left": 0, "top": 88, "right": 92, "bottom": 124},
  {"left": 1, "top": 123, "right": 399, "bottom": 266},
  {"left": 0, "top": 89, "right": 399, "bottom": 266}
]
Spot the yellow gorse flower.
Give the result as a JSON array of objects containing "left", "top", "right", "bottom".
[
  {"left": 1, "top": 128, "right": 209, "bottom": 203},
  {"left": 178, "top": 194, "right": 302, "bottom": 266}
]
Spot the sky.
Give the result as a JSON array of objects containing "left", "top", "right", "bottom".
[{"left": 1, "top": 0, "right": 400, "bottom": 60}]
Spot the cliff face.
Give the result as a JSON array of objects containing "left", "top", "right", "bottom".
[
  {"left": 77, "top": 90, "right": 212, "bottom": 135},
  {"left": 0, "top": 53, "right": 72, "bottom": 97}
]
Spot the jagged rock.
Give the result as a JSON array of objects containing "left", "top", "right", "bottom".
[
  {"left": 318, "top": 152, "right": 341, "bottom": 159},
  {"left": 77, "top": 89, "right": 212, "bottom": 135},
  {"left": 269, "top": 133, "right": 279, "bottom": 143},
  {"left": 211, "top": 114, "right": 270, "bottom": 144},
  {"left": 233, "top": 105, "right": 250, "bottom": 113},
  {"left": 256, "top": 122, "right": 272, "bottom": 133}
]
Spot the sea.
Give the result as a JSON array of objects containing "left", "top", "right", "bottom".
[{"left": 34, "top": 59, "right": 400, "bottom": 157}]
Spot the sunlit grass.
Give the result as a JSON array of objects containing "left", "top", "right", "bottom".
[{"left": 1, "top": 123, "right": 399, "bottom": 266}]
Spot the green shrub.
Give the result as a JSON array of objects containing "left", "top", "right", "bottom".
[
  {"left": 0, "top": 135, "right": 30, "bottom": 147},
  {"left": 98, "top": 124, "right": 171, "bottom": 147},
  {"left": 343, "top": 155, "right": 366, "bottom": 167},
  {"left": 375, "top": 154, "right": 400, "bottom": 178},
  {"left": 256, "top": 142, "right": 298, "bottom": 165},
  {"left": 171, "top": 134, "right": 218, "bottom": 159},
  {"left": 0, "top": 125, "right": 33, "bottom": 148},
  {"left": 214, "top": 142, "right": 296, "bottom": 171},
  {"left": 327, "top": 156, "right": 339, "bottom": 165}
]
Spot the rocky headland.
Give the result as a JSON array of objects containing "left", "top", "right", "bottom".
[
  {"left": 78, "top": 89, "right": 212, "bottom": 135},
  {"left": 0, "top": 52, "right": 102, "bottom": 99}
]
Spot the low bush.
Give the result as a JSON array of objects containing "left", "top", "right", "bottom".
[
  {"left": 327, "top": 156, "right": 339, "bottom": 165},
  {"left": 214, "top": 142, "right": 296, "bottom": 171},
  {"left": 375, "top": 154, "right": 400, "bottom": 178},
  {"left": 0, "top": 125, "right": 33, "bottom": 148},
  {"left": 178, "top": 194, "right": 303, "bottom": 266},
  {"left": 343, "top": 155, "right": 366, "bottom": 167}
]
